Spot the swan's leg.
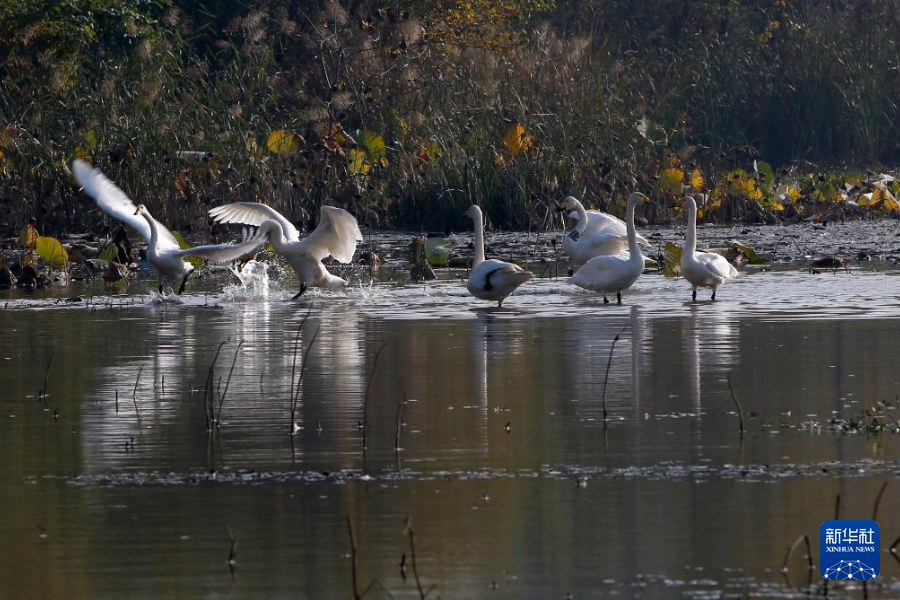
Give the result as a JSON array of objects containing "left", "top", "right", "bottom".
[
  {"left": 158, "top": 280, "right": 163, "bottom": 294},
  {"left": 177, "top": 269, "right": 195, "bottom": 295},
  {"left": 603, "top": 295, "right": 609, "bottom": 304},
  {"left": 711, "top": 287, "right": 717, "bottom": 301},
  {"left": 691, "top": 287, "right": 697, "bottom": 301},
  {"left": 290, "top": 283, "right": 307, "bottom": 301},
  {"left": 497, "top": 299, "right": 503, "bottom": 308}
]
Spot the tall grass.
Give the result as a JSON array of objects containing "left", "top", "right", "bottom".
[{"left": 1, "top": 0, "right": 900, "bottom": 237}]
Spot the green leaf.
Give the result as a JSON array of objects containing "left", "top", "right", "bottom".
[
  {"left": 351, "top": 130, "right": 387, "bottom": 161},
  {"left": 36, "top": 236, "right": 68, "bottom": 268},
  {"left": 754, "top": 160, "right": 774, "bottom": 189},
  {"left": 424, "top": 237, "right": 450, "bottom": 267},
  {"left": 170, "top": 231, "right": 202, "bottom": 268}
]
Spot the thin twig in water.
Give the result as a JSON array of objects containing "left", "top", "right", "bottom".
[
  {"left": 889, "top": 532, "right": 900, "bottom": 565},
  {"left": 873, "top": 480, "right": 889, "bottom": 521},
  {"left": 115, "top": 389, "right": 118, "bottom": 414},
  {"left": 290, "top": 325, "right": 320, "bottom": 435},
  {"left": 203, "top": 341, "right": 227, "bottom": 431},
  {"left": 346, "top": 516, "right": 377, "bottom": 600},
  {"left": 601, "top": 327, "right": 627, "bottom": 427},
  {"left": 289, "top": 307, "right": 313, "bottom": 421},
  {"left": 362, "top": 341, "right": 388, "bottom": 450},
  {"left": 395, "top": 387, "right": 406, "bottom": 451},
  {"left": 40, "top": 354, "right": 53, "bottom": 403},
  {"left": 216, "top": 339, "right": 244, "bottom": 425},
  {"left": 727, "top": 372, "right": 745, "bottom": 440},
  {"left": 834, "top": 493, "right": 841, "bottom": 520},
  {"left": 405, "top": 517, "right": 436, "bottom": 599},
  {"left": 227, "top": 525, "right": 238, "bottom": 566},
  {"left": 781, "top": 534, "right": 813, "bottom": 573},
  {"left": 132, "top": 366, "right": 143, "bottom": 421}
]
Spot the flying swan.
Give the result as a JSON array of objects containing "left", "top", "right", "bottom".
[
  {"left": 465, "top": 204, "right": 532, "bottom": 307},
  {"left": 569, "top": 192, "right": 651, "bottom": 304},
  {"left": 208, "top": 202, "right": 363, "bottom": 299},
  {"left": 680, "top": 195, "right": 738, "bottom": 301},
  {"left": 558, "top": 195, "right": 651, "bottom": 266},
  {"left": 72, "top": 159, "right": 267, "bottom": 294}
]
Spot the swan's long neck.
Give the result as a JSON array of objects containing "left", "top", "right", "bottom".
[
  {"left": 685, "top": 205, "right": 697, "bottom": 255},
  {"left": 266, "top": 222, "right": 288, "bottom": 252},
  {"left": 142, "top": 212, "right": 159, "bottom": 253},
  {"left": 625, "top": 199, "right": 641, "bottom": 258},
  {"left": 472, "top": 209, "right": 486, "bottom": 268},
  {"left": 573, "top": 200, "right": 589, "bottom": 234}
]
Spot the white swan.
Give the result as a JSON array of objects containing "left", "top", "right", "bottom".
[
  {"left": 569, "top": 192, "right": 650, "bottom": 304},
  {"left": 72, "top": 160, "right": 267, "bottom": 294},
  {"left": 680, "top": 196, "right": 738, "bottom": 301},
  {"left": 208, "top": 202, "right": 363, "bottom": 299},
  {"left": 465, "top": 205, "right": 532, "bottom": 307},
  {"left": 559, "top": 196, "right": 651, "bottom": 265}
]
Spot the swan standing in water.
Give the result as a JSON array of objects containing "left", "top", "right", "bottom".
[
  {"left": 465, "top": 205, "right": 532, "bottom": 307},
  {"left": 208, "top": 202, "right": 363, "bottom": 299},
  {"left": 558, "top": 195, "right": 651, "bottom": 266},
  {"left": 72, "top": 160, "right": 267, "bottom": 294},
  {"left": 680, "top": 196, "right": 738, "bottom": 301},
  {"left": 569, "top": 192, "right": 650, "bottom": 304}
]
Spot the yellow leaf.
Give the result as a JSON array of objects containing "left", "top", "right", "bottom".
[
  {"left": 884, "top": 195, "right": 900, "bottom": 212},
  {"left": 668, "top": 155, "right": 681, "bottom": 169},
  {"left": 85, "top": 129, "right": 97, "bottom": 150},
  {"left": 19, "top": 223, "right": 38, "bottom": 249},
  {"left": 502, "top": 124, "right": 532, "bottom": 157},
  {"left": 36, "top": 236, "right": 68, "bottom": 268},
  {"left": 319, "top": 123, "right": 347, "bottom": 145},
  {"left": 267, "top": 130, "right": 297, "bottom": 155},
  {"left": 73, "top": 146, "right": 91, "bottom": 159},
  {"left": 788, "top": 187, "right": 800, "bottom": 202},
  {"left": 663, "top": 241, "right": 683, "bottom": 277},
  {"left": 690, "top": 168, "right": 706, "bottom": 193},
  {"left": 659, "top": 168, "right": 685, "bottom": 195},
  {"left": 348, "top": 149, "right": 370, "bottom": 174}
]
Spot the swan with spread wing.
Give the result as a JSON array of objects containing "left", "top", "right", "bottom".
[
  {"left": 208, "top": 202, "right": 363, "bottom": 299},
  {"left": 72, "top": 159, "right": 267, "bottom": 294}
]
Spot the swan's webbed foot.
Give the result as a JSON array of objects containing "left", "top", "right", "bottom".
[
  {"left": 603, "top": 295, "right": 609, "bottom": 304},
  {"left": 711, "top": 289, "right": 717, "bottom": 301},
  {"left": 289, "top": 283, "right": 307, "bottom": 301},
  {"left": 616, "top": 292, "right": 622, "bottom": 305}
]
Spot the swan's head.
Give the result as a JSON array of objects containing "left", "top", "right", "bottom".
[
  {"left": 133, "top": 204, "right": 149, "bottom": 217},
  {"left": 626, "top": 192, "right": 651, "bottom": 207},
  {"left": 557, "top": 196, "right": 580, "bottom": 212},
  {"left": 682, "top": 195, "right": 698, "bottom": 212},
  {"left": 464, "top": 205, "right": 483, "bottom": 220}
]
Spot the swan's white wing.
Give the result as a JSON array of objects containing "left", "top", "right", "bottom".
[
  {"left": 209, "top": 202, "right": 300, "bottom": 242},
  {"left": 302, "top": 206, "right": 363, "bottom": 263},
  {"left": 174, "top": 230, "right": 268, "bottom": 263},
  {"left": 579, "top": 210, "right": 650, "bottom": 247},
  {"left": 699, "top": 253, "right": 738, "bottom": 280},
  {"left": 569, "top": 255, "right": 628, "bottom": 291},
  {"left": 73, "top": 159, "right": 181, "bottom": 250}
]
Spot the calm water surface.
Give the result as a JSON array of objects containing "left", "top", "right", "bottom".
[{"left": 1, "top": 263, "right": 899, "bottom": 599}]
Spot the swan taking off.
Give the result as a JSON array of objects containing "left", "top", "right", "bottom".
[
  {"left": 569, "top": 192, "right": 651, "bottom": 304},
  {"left": 208, "top": 202, "right": 363, "bottom": 299},
  {"left": 72, "top": 160, "right": 267, "bottom": 294},
  {"left": 680, "top": 196, "right": 738, "bottom": 301},
  {"left": 465, "top": 205, "right": 532, "bottom": 307},
  {"left": 558, "top": 196, "right": 651, "bottom": 266}
]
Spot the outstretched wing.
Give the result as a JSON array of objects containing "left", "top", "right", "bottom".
[
  {"left": 208, "top": 202, "right": 300, "bottom": 242},
  {"left": 574, "top": 210, "right": 650, "bottom": 247},
  {"left": 302, "top": 206, "right": 363, "bottom": 263},
  {"left": 174, "top": 228, "right": 269, "bottom": 263},
  {"left": 72, "top": 159, "right": 181, "bottom": 250}
]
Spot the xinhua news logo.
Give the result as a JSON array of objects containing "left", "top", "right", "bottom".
[{"left": 819, "top": 520, "right": 880, "bottom": 580}]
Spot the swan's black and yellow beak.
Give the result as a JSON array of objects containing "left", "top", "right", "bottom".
[{"left": 133, "top": 208, "right": 140, "bottom": 215}]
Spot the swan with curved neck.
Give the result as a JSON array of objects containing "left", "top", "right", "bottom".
[
  {"left": 680, "top": 195, "right": 738, "bottom": 301},
  {"left": 73, "top": 160, "right": 268, "bottom": 294},
  {"left": 209, "top": 202, "right": 363, "bottom": 299},
  {"left": 465, "top": 205, "right": 532, "bottom": 307},
  {"left": 558, "top": 195, "right": 651, "bottom": 266},
  {"left": 569, "top": 192, "right": 649, "bottom": 304}
]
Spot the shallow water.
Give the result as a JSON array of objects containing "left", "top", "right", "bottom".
[{"left": 2, "top": 243, "right": 900, "bottom": 599}]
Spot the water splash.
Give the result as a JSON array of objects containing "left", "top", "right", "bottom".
[
  {"left": 147, "top": 288, "right": 184, "bottom": 304},
  {"left": 223, "top": 260, "right": 270, "bottom": 302}
]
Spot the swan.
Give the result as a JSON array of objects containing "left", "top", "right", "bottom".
[
  {"left": 558, "top": 196, "right": 651, "bottom": 265},
  {"left": 465, "top": 205, "right": 532, "bottom": 307},
  {"left": 72, "top": 160, "right": 267, "bottom": 294},
  {"left": 680, "top": 196, "right": 738, "bottom": 301},
  {"left": 208, "top": 202, "right": 363, "bottom": 299},
  {"left": 569, "top": 192, "right": 650, "bottom": 304}
]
